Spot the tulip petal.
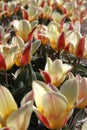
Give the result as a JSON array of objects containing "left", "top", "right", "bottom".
[
  {"left": 46, "top": 83, "right": 59, "bottom": 92},
  {"left": 45, "top": 57, "right": 52, "bottom": 72},
  {"left": 82, "top": 121, "right": 87, "bottom": 130},
  {"left": 33, "top": 106, "right": 50, "bottom": 129},
  {"left": 18, "top": 20, "right": 31, "bottom": 42},
  {"left": 42, "top": 92, "right": 68, "bottom": 117},
  {"left": 51, "top": 59, "right": 63, "bottom": 75},
  {"left": 12, "top": 36, "right": 24, "bottom": 50},
  {"left": 62, "top": 64, "right": 72, "bottom": 75},
  {"left": 0, "top": 86, "right": 17, "bottom": 120},
  {"left": 21, "top": 8, "right": 28, "bottom": 20},
  {"left": 5, "top": 46, "right": 18, "bottom": 70},
  {"left": 21, "top": 41, "right": 31, "bottom": 65},
  {"left": 76, "top": 36, "right": 85, "bottom": 57},
  {"left": 40, "top": 70, "right": 51, "bottom": 84},
  {"left": 6, "top": 101, "right": 33, "bottom": 130},
  {"left": 32, "top": 81, "right": 50, "bottom": 111},
  {"left": 27, "top": 26, "right": 37, "bottom": 41},
  {"left": 21, "top": 91, "right": 34, "bottom": 106},
  {"left": 0, "top": 127, "right": 15, "bottom": 130},
  {"left": 41, "top": 92, "right": 68, "bottom": 129},
  {"left": 57, "top": 32, "right": 65, "bottom": 50},
  {"left": 0, "top": 53, "right": 6, "bottom": 70},
  {"left": 76, "top": 77, "right": 87, "bottom": 108},
  {"left": 60, "top": 78, "right": 78, "bottom": 109}
]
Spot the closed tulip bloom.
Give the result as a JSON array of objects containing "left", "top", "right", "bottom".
[
  {"left": 69, "top": 72, "right": 87, "bottom": 108},
  {"left": 21, "top": 6, "right": 40, "bottom": 22},
  {"left": 32, "top": 78, "right": 78, "bottom": 129},
  {"left": 0, "top": 86, "right": 33, "bottom": 130},
  {"left": 0, "top": 44, "right": 18, "bottom": 70},
  {"left": 12, "top": 36, "right": 41, "bottom": 66},
  {"left": 11, "top": 20, "right": 32, "bottom": 42}
]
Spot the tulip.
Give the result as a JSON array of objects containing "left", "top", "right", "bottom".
[
  {"left": 0, "top": 86, "right": 33, "bottom": 130},
  {"left": 11, "top": 20, "right": 37, "bottom": 42},
  {"left": 32, "top": 78, "right": 78, "bottom": 129},
  {"left": 2, "top": 2, "right": 19, "bottom": 17},
  {"left": 65, "top": 21, "right": 86, "bottom": 57},
  {"left": 34, "top": 25, "right": 49, "bottom": 45},
  {"left": 62, "top": 0, "right": 87, "bottom": 23},
  {"left": 21, "top": 6, "right": 40, "bottom": 22},
  {"left": 12, "top": 36, "right": 41, "bottom": 66},
  {"left": 45, "top": 22, "right": 67, "bottom": 51},
  {"left": 0, "top": 26, "right": 10, "bottom": 45},
  {"left": 52, "top": 11, "right": 66, "bottom": 25},
  {"left": 40, "top": 57, "right": 72, "bottom": 87},
  {"left": 40, "top": 5, "right": 52, "bottom": 20},
  {"left": 0, "top": 44, "right": 18, "bottom": 70},
  {"left": 69, "top": 72, "right": 87, "bottom": 108}
]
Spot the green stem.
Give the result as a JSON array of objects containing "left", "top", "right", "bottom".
[{"left": 4, "top": 71, "right": 8, "bottom": 88}]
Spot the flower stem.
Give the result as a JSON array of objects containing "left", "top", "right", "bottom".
[{"left": 4, "top": 71, "right": 8, "bottom": 88}]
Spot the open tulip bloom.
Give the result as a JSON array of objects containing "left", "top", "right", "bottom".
[
  {"left": 0, "top": 86, "right": 33, "bottom": 130},
  {"left": 32, "top": 78, "right": 78, "bottom": 129},
  {"left": 40, "top": 57, "right": 72, "bottom": 87}
]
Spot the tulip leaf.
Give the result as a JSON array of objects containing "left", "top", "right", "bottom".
[
  {"left": 31, "top": 40, "right": 41, "bottom": 54},
  {"left": 31, "top": 20, "right": 38, "bottom": 29},
  {"left": 14, "top": 63, "right": 37, "bottom": 88},
  {"left": 7, "top": 100, "right": 33, "bottom": 130}
]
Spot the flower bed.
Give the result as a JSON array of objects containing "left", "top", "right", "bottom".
[{"left": 0, "top": 0, "right": 87, "bottom": 130}]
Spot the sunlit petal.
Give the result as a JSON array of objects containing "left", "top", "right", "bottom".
[
  {"left": 60, "top": 78, "right": 78, "bottom": 109},
  {"left": 45, "top": 57, "right": 52, "bottom": 72},
  {"left": 7, "top": 101, "right": 33, "bottom": 130},
  {"left": 33, "top": 106, "right": 50, "bottom": 129},
  {"left": 21, "top": 91, "right": 34, "bottom": 106},
  {"left": 42, "top": 92, "right": 68, "bottom": 117},
  {"left": 51, "top": 59, "right": 63, "bottom": 75},
  {"left": 82, "top": 121, "right": 87, "bottom": 130},
  {"left": 12, "top": 36, "right": 24, "bottom": 50},
  {"left": 32, "top": 81, "right": 50, "bottom": 111},
  {"left": 5, "top": 46, "right": 18, "bottom": 70},
  {"left": 0, "top": 86, "right": 18, "bottom": 120},
  {"left": 18, "top": 20, "right": 31, "bottom": 42},
  {"left": 0, "top": 127, "right": 15, "bottom": 130},
  {"left": 41, "top": 92, "right": 68, "bottom": 129}
]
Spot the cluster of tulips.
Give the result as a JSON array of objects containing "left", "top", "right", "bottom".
[{"left": 0, "top": 0, "right": 87, "bottom": 130}]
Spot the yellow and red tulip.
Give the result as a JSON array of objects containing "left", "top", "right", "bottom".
[
  {"left": 34, "top": 25, "right": 49, "bottom": 45},
  {"left": 0, "top": 45, "right": 18, "bottom": 70},
  {"left": 0, "top": 1, "right": 20, "bottom": 17},
  {"left": 12, "top": 36, "right": 41, "bottom": 66},
  {"left": 52, "top": 11, "right": 66, "bottom": 26},
  {"left": 40, "top": 57, "right": 72, "bottom": 87},
  {"left": 39, "top": 5, "right": 52, "bottom": 20},
  {"left": 32, "top": 78, "right": 78, "bottom": 129},
  {"left": 21, "top": 6, "right": 40, "bottom": 22},
  {"left": 11, "top": 19, "right": 37, "bottom": 42},
  {"left": 69, "top": 72, "right": 87, "bottom": 108},
  {"left": 0, "top": 86, "right": 33, "bottom": 130},
  {"left": 45, "top": 22, "right": 67, "bottom": 51},
  {"left": 0, "top": 26, "right": 10, "bottom": 45}
]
